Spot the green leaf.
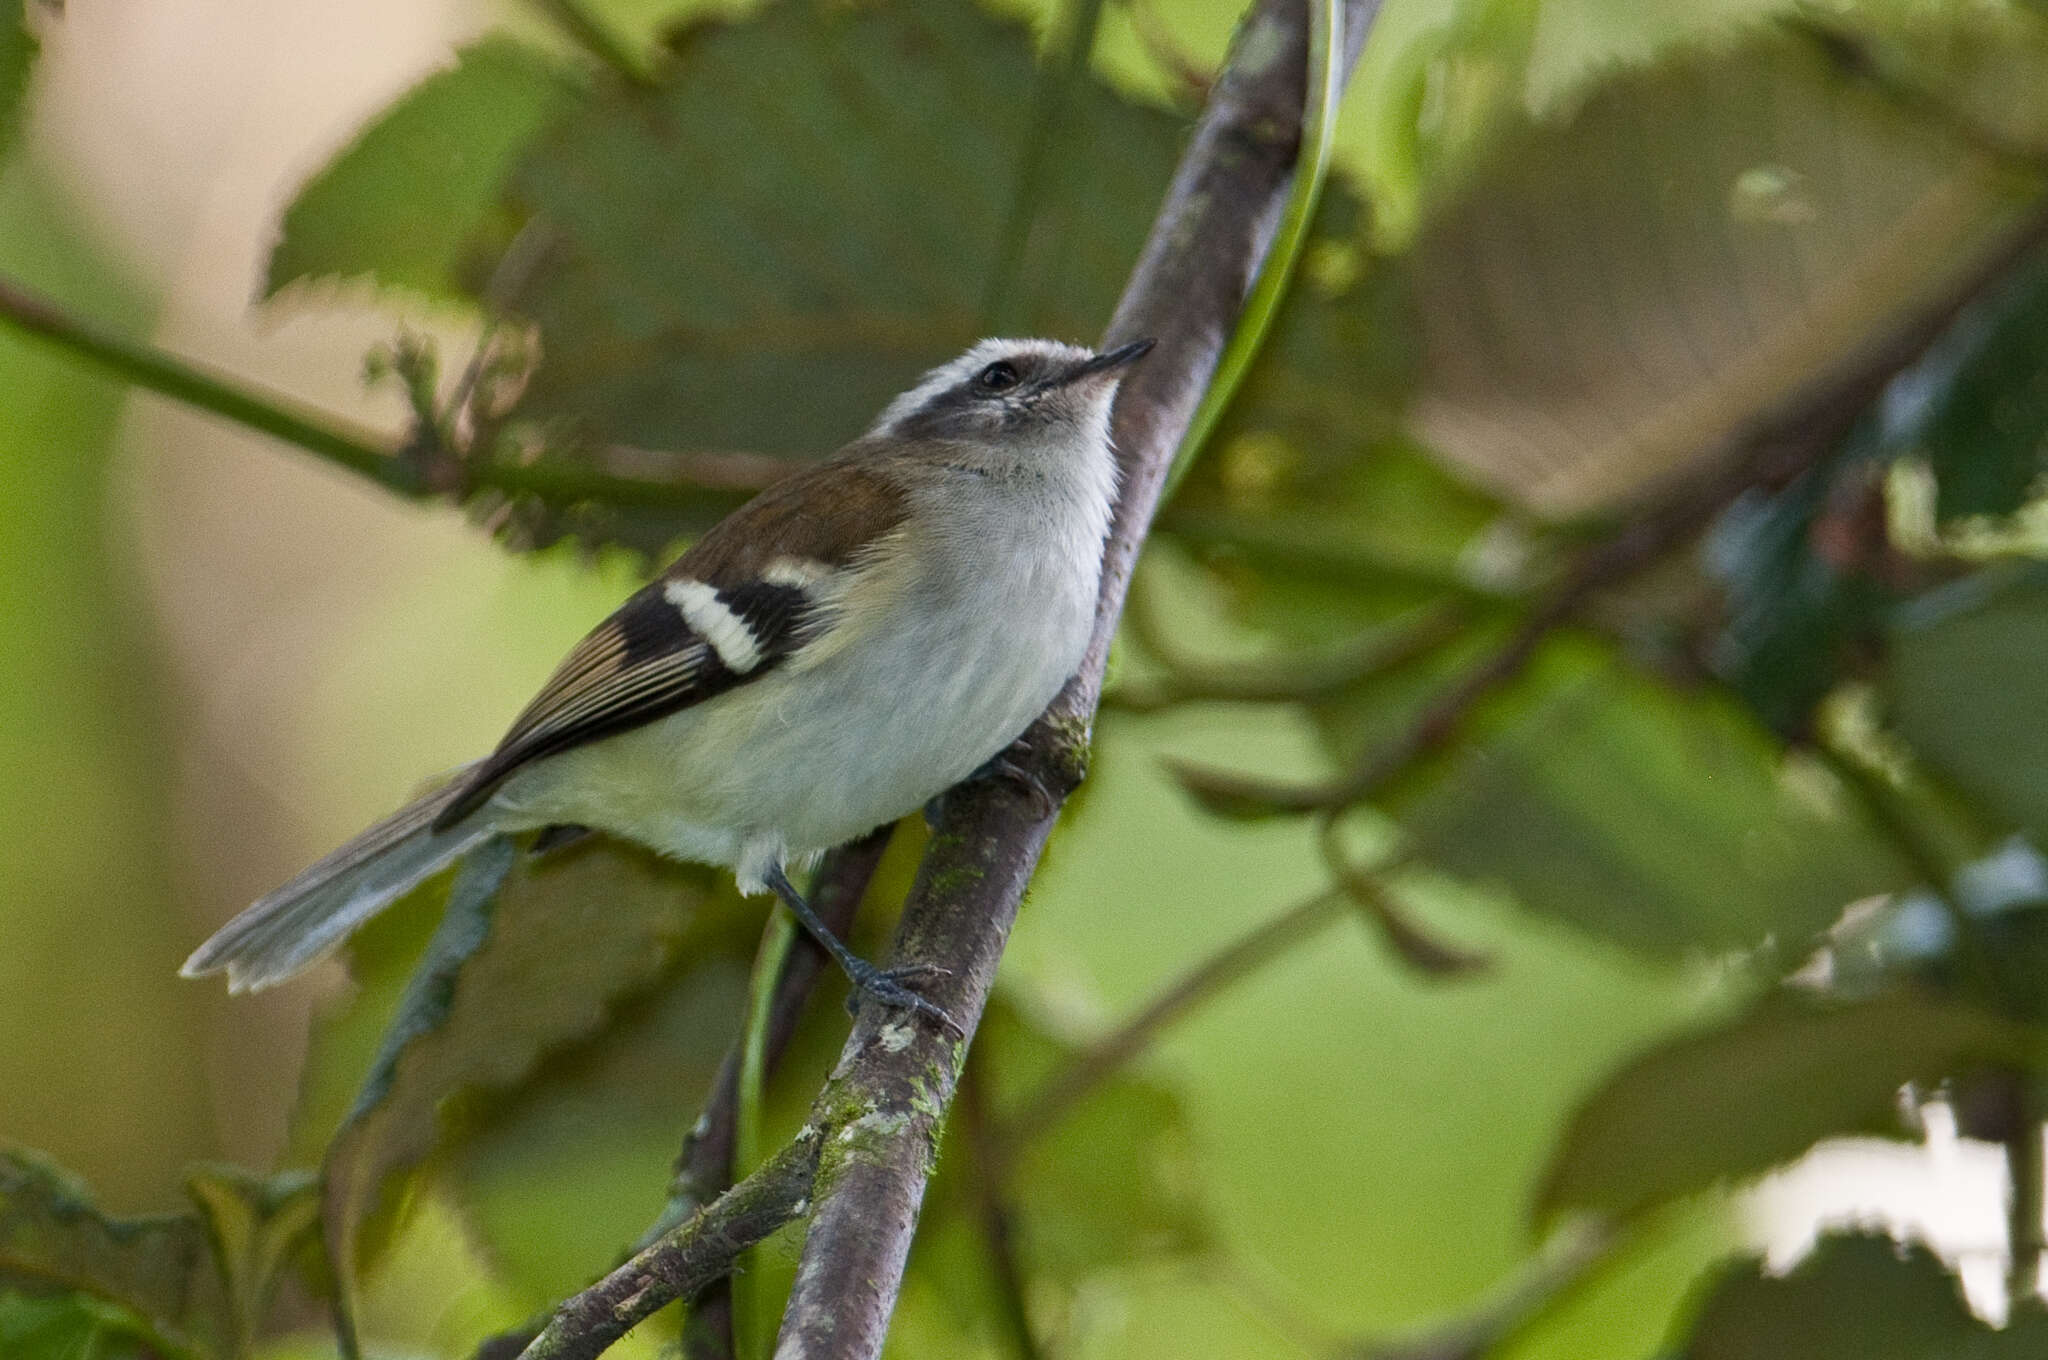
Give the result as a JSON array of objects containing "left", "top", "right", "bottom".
[
  {"left": 448, "top": 931, "right": 754, "bottom": 1310},
  {"left": 1703, "top": 450, "right": 1895, "bottom": 737},
  {"left": 1405, "top": 27, "right": 2043, "bottom": 519},
  {"left": 487, "top": 0, "right": 1182, "bottom": 545},
  {"left": 1675, "top": 1234, "right": 2048, "bottom": 1358},
  {"left": 1885, "top": 568, "right": 2048, "bottom": 846},
  {"left": 266, "top": 37, "right": 578, "bottom": 300},
  {"left": 0, "top": 1290, "right": 160, "bottom": 1360},
  {"left": 0, "top": 1151, "right": 223, "bottom": 1358},
  {"left": 1387, "top": 639, "right": 1906, "bottom": 959},
  {"left": 1902, "top": 240, "right": 2048, "bottom": 521},
  {"left": 182, "top": 1168, "right": 322, "bottom": 1355},
  {"left": 1538, "top": 991, "right": 2039, "bottom": 1222},
  {"left": 1795, "top": 1, "right": 2048, "bottom": 166},
  {"left": 310, "top": 835, "right": 716, "bottom": 1293}
]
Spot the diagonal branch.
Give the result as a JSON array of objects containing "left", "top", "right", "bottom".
[
  {"left": 770, "top": 2, "right": 1383, "bottom": 1357},
  {"left": 511, "top": 3, "right": 1382, "bottom": 1355},
  {"left": 516, "top": 1128, "right": 822, "bottom": 1360}
]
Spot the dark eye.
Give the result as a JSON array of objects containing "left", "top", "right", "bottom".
[{"left": 976, "top": 361, "right": 1020, "bottom": 393}]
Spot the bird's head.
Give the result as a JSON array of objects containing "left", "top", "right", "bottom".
[{"left": 869, "top": 337, "right": 1154, "bottom": 463}]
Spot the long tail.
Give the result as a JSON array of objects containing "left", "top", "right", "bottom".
[{"left": 181, "top": 779, "right": 493, "bottom": 993}]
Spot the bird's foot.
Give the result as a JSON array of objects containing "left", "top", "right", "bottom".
[
  {"left": 765, "top": 861, "right": 961, "bottom": 1037},
  {"left": 841, "top": 956, "right": 960, "bottom": 1037}
]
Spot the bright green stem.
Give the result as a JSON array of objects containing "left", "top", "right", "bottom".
[
  {"left": 0, "top": 273, "right": 402, "bottom": 484},
  {"left": 1161, "top": 0, "right": 1343, "bottom": 499},
  {"left": 732, "top": 910, "right": 797, "bottom": 1360}
]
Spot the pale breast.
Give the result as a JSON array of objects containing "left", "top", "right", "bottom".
[{"left": 486, "top": 462, "right": 1109, "bottom": 878}]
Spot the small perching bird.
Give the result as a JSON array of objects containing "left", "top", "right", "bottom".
[{"left": 182, "top": 336, "right": 1153, "bottom": 1029}]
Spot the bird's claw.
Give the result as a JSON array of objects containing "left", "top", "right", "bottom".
[{"left": 842, "top": 960, "right": 962, "bottom": 1037}]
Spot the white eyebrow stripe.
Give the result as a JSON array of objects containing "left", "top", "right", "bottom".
[
  {"left": 762, "top": 557, "right": 832, "bottom": 588},
  {"left": 662, "top": 578, "right": 764, "bottom": 673}
]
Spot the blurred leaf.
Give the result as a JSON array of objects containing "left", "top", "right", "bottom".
[
  {"left": 267, "top": 37, "right": 578, "bottom": 300},
  {"left": 0, "top": 1290, "right": 160, "bottom": 1360},
  {"left": 1699, "top": 197, "right": 2048, "bottom": 735},
  {"left": 1902, "top": 248, "right": 2048, "bottom": 522},
  {"left": 0, "top": 0, "right": 34, "bottom": 160},
  {"left": 0, "top": 1150, "right": 224, "bottom": 1358},
  {"left": 991, "top": 999, "right": 1208, "bottom": 1276},
  {"left": 1885, "top": 568, "right": 2048, "bottom": 846},
  {"left": 1703, "top": 453, "right": 1897, "bottom": 737},
  {"left": 1850, "top": 158, "right": 2048, "bottom": 520},
  {"left": 1675, "top": 1234, "right": 2048, "bottom": 1358},
  {"left": 1497, "top": 1201, "right": 1738, "bottom": 1360},
  {"left": 1164, "top": 438, "right": 1513, "bottom": 656},
  {"left": 449, "top": 925, "right": 753, "bottom": 1310},
  {"left": 1797, "top": 1, "right": 2048, "bottom": 165},
  {"left": 1538, "top": 991, "right": 2038, "bottom": 1222},
  {"left": 1407, "top": 28, "right": 2041, "bottom": 519},
  {"left": 183, "top": 1167, "right": 322, "bottom": 1355},
  {"left": 486, "top": 0, "right": 1182, "bottom": 547},
  {"left": 315, "top": 835, "right": 713, "bottom": 1291},
  {"left": 908, "top": 993, "right": 1207, "bottom": 1344},
  {"left": 1388, "top": 639, "right": 1905, "bottom": 958},
  {"left": 1158, "top": 179, "right": 1512, "bottom": 626}
]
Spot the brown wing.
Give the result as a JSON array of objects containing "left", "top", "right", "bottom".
[{"left": 431, "top": 451, "right": 908, "bottom": 828}]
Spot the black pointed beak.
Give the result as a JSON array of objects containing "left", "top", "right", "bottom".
[{"left": 1058, "top": 337, "right": 1157, "bottom": 386}]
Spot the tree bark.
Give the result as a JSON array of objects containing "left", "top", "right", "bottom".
[{"left": 770, "top": 2, "right": 1383, "bottom": 1356}]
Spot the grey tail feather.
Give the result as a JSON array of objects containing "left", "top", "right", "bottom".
[{"left": 181, "top": 777, "right": 493, "bottom": 993}]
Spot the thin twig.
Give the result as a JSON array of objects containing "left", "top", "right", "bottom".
[
  {"left": 769, "top": 5, "right": 1386, "bottom": 1358},
  {"left": 1317, "top": 830, "right": 1485, "bottom": 976},
  {"left": 996, "top": 887, "right": 1352, "bottom": 1157},
  {"left": 447, "top": 220, "right": 556, "bottom": 445},
  {"left": 471, "top": 841, "right": 895, "bottom": 1360},
  {"left": 586, "top": 445, "right": 793, "bottom": 495},
  {"left": 1201, "top": 1255, "right": 1339, "bottom": 1357},
  {"left": 517, "top": 1130, "right": 822, "bottom": 1360},
  {"left": 1154, "top": 503, "right": 1522, "bottom": 599},
  {"left": 1124, "top": 0, "right": 1216, "bottom": 106},
  {"left": 1340, "top": 1221, "right": 1618, "bottom": 1360},
  {"left": 0, "top": 273, "right": 399, "bottom": 481}
]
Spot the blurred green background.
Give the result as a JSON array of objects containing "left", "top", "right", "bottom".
[{"left": 7, "top": 0, "right": 2048, "bottom": 1357}]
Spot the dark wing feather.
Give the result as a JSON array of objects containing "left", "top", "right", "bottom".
[{"left": 431, "top": 452, "right": 909, "bottom": 829}]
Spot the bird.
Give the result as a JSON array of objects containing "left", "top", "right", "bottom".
[{"left": 181, "top": 336, "right": 1153, "bottom": 1030}]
